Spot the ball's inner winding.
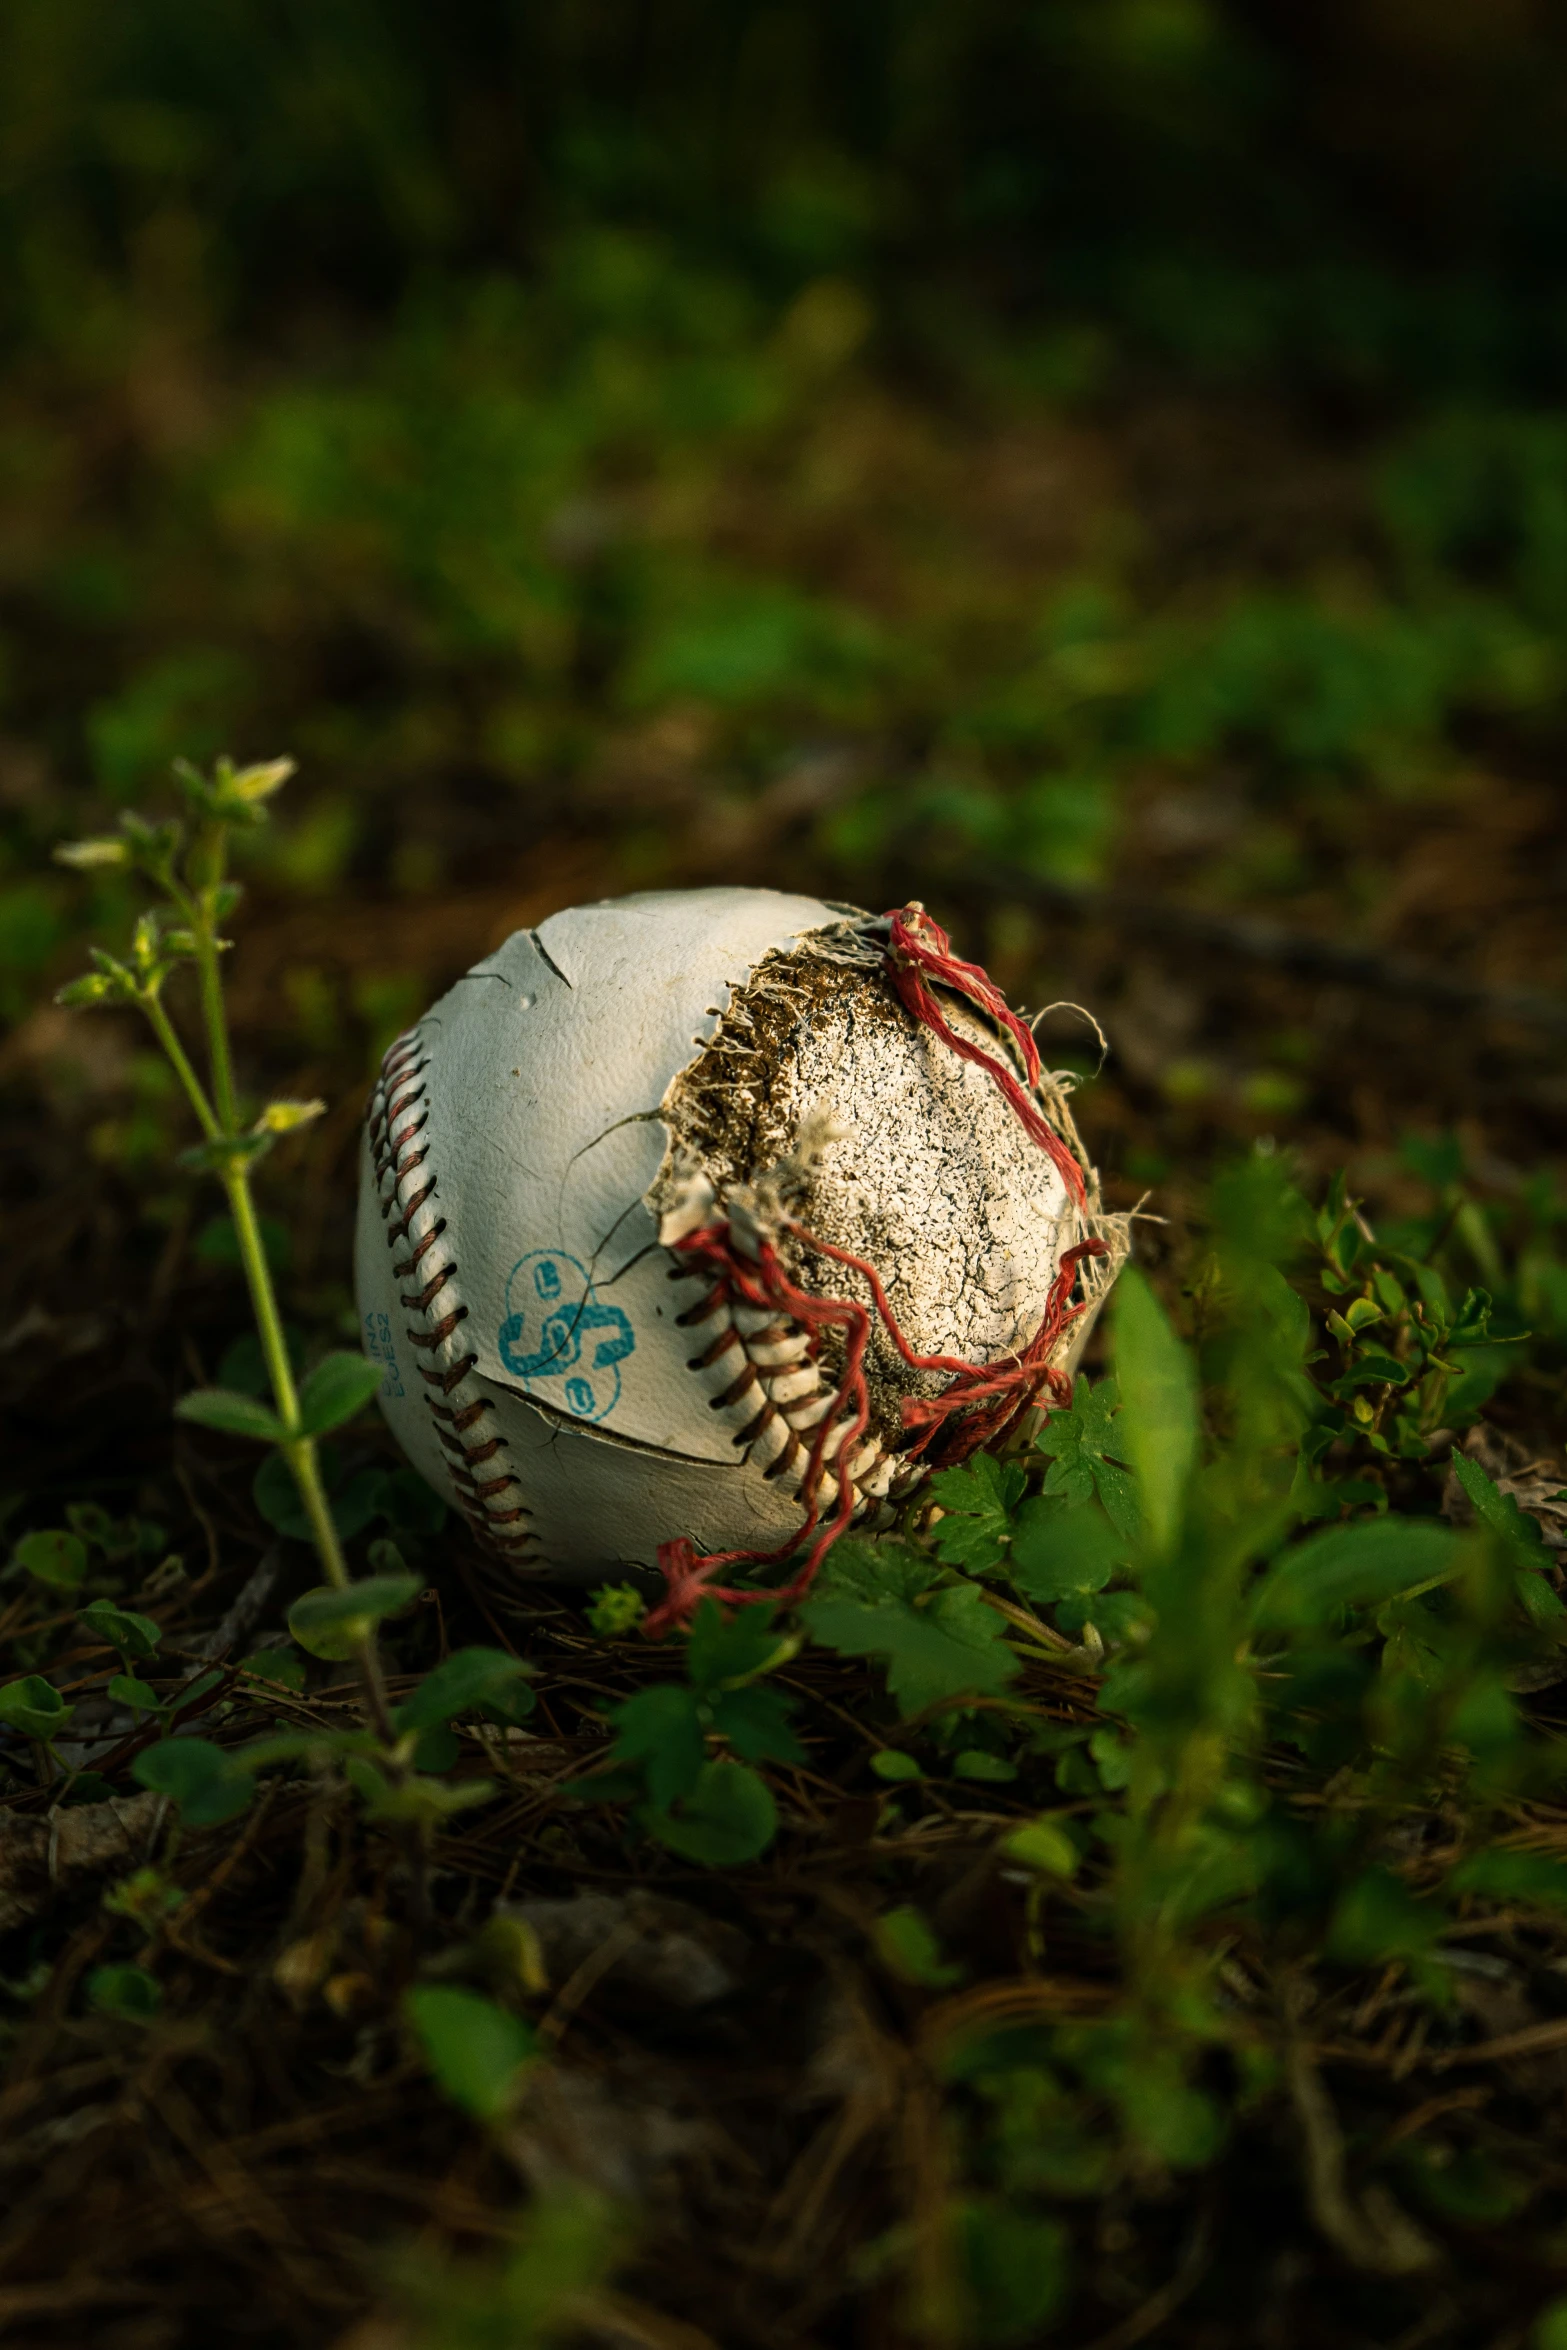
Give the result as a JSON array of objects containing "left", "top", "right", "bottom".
[{"left": 655, "top": 946, "right": 1078, "bottom": 1448}]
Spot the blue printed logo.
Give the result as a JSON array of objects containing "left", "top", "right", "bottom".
[
  {"left": 363, "top": 1310, "right": 404, "bottom": 1400},
  {"left": 498, "top": 1249, "right": 635, "bottom": 1425}
]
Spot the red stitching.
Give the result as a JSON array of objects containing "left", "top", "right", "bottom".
[
  {"left": 463, "top": 1474, "right": 523, "bottom": 1502},
  {"left": 386, "top": 1107, "right": 430, "bottom": 1154},
  {"left": 400, "top": 1264, "right": 457, "bottom": 1311},
  {"left": 384, "top": 1178, "right": 436, "bottom": 1242},
  {"left": 688, "top": 1327, "right": 744, "bottom": 1370},
  {"left": 452, "top": 1434, "right": 505, "bottom": 1467},
  {"left": 434, "top": 1398, "right": 492, "bottom": 1434},
  {"left": 712, "top": 1362, "right": 760, "bottom": 1410},
  {"left": 407, "top": 1305, "right": 469, "bottom": 1350}
]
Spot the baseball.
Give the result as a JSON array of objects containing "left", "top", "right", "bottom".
[{"left": 355, "top": 888, "right": 1128, "bottom": 1601}]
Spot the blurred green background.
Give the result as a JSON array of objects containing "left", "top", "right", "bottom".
[{"left": 4, "top": 0, "right": 1567, "bottom": 1149}]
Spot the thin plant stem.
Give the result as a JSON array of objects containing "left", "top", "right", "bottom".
[
  {"left": 144, "top": 991, "right": 351, "bottom": 1594},
  {"left": 221, "top": 1171, "right": 305, "bottom": 1440},
  {"left": 199, "top": 941, "right": 239, "bottom": 1133},
  {"left": 141, "top": 995, "right": 222, "bottom": 1145},
  {"left": 146, "top": 810, "right": 399, "bottom": 1757},
  {"left": 221, "top": 1160, "right": 398, "bottom": 1750},
  {"left": 59, "top": 768, "right": 411, "bottom": 1805},
  {"left": 189, "top": 820, "right": 240, "bottom": 1133}
]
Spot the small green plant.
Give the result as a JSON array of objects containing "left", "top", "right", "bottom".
[
  {"left": 1312, "top": 1167, "right": 1521, "bottom": 1458},
  {"left": 86, "top": 1963, "right": 163, "bottom": 2023},
  {"left": 55, "top": 759, "right": 395, "bottom": 1737},
  {"left": 404, "top": 1983, "right": 540, "bottom": 2122},
  {"left": 129, "top": 1640, "right": 537, "bottom": 1839},
  {"left": 12, "top": 1529, "right": 88, "bottom": 1593},
  {"left": 374, "top": 2189, "right": 623, "bottom": 2350},
  {"left": 0, "top": 1673, "right": 75, "bottom": 1780},
  {"left": 577, "top": 1597, "right": 803, "bottom": 1864}
]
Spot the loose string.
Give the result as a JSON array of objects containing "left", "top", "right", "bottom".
[{"left": 883, "top": 904, "right": 1087, "bottom": 1208}]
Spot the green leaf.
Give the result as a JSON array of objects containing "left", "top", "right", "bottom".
[
  {"left": 477, "top": 1677, "right": 539, "bottom": 1731},
  {"left": 1054, "top": 1590, "right": 1150, "bottom": 1646},
  {"left": 404, "top": 1984, "right": 538, "bottom": 2121},
  {"left": 809, "top": 1536, "right": 943, "bottom": 1607},
  {"left": 79, "top": 1598, "right": 162, "bottom": 1662},
  {"left": 170, "top": 1667, "right": 224, "bottom": 1720},
  {"left": 59, "top": 1772, "right": 117, "bottom": 1807},
  {"left": 1539, "top": 2298, "right": 1567, "bottom": 2350},
  {"left": 394, "top": 1648, "right": 537, "bottom": 1735},
  {"left": 870, "top": 1749, "right": 923, "bottom": 1782},
  {"left": 64, "top": 1503, "right": 116, "bottom": 1551},
  {"left": 1447, "top": 1673, "right": 1522, "bottom": 1767},
  {"left": 1008, "top": 1498, "right": 1122, "bottom": 1602},
  {"left": 685, "top": 1597, "right": 789, "bottom": 1694},
  {"left": 1088, "top": 1726, "right": 1133, "bottom": 1790},
  {"left": 288, "top": 1573, "right": 420, "bottom": 1661},
  {"left": 707, "top": 1684, "right": 804, "bottom": 1765},
  {"left": 411, "top": 1725, "right": 460, "bottom": 1772},
  {"left": 12, "top": 1529, "right": 87, "bottom": 1590},
  {"left": 927, "top": 1454, "right": 1025, "bottom": 1570},
  {"left": 1003, "top": 1819, "right": 1079, "bottom": 1878},
  {"left": 645, "top": 1759, "right": 778, "bottom": 1866},
  {"left": 1110, "top": 1271, "right": 1197, "bottom": 1557},
  {"left": 237, "top": 1648, "right": 307, "bottom": 1695},
  {"left": 131, "top": 1736, "right": 255, "bottom": 1826},
  {"left": 253, "top": 1097, "right": 326, "bottom": 1136},
  {"left": 1120, "top": 2063, "right": 1226, "bottom": 2172},
  {"left": 250, "top": 1447, "right": 310, "bottom": 1541},
  {"left": 343, "top": 1758, "right": 499, "bottom": 1824},
  {"left": 1251, "top": 1516, "right": 1464, "bottom": 1631},
  {"left": 1399, "top": 2143, "right": 1526, "bottom": 2225},
  {"left": 606, "top": 1684, "right": 707, "bottom": 1810},
  {"left": 1451, "top": 1450, "right": 1555, "bottom": 1570},
  {"left": 0, "top": 1676, "right": 71, "bottom": 1739},
  {"left": 1035, "top": 1376, "right": 1140, "bottom": 1537},
  {"left": 376, "top": 1466, "right": 449, "bottom": 1537},
  {"left": 1328, "top": 1866, "right": 1443, "bottom": 1964},
  {"left": 295, "top": 1351, "right": 387, "bottom": 1438},
  {"left": 875, "top": 1904, "right": 964, "bottom": 1988},
  {"left": 1328, "top": 1352, "right": 1412, "bottom": 1392},
  {"left": 55, "top": 836, "right": 132, "bottom": 870},
  {"left": 254, "top": 1450, "right": 385, "bottom": 1543},
  {"left": 228, "top": 755, "right": 297, "bottom": 803},
  {"left": 960, "top": 2201, "right": 1070, "bottom": 2345},
  {"left": 1450, "top": 1849, "right": 1567, "bottom": 1911},
  {"left": 952, "top": 1749, "right": 1017, "bottom": 1782},
  {"left": 108, "top": 1674, "right": 164, "bottom": 1716},
  {"left": 174, "top": 1387, "right": 288, "bottom": 1443},
  {"left": 56, "top": 970, "right": 124, "bottom": 1008},
  {"left": 803, "top": 1578, "right": 1018, "bottom": 1719},
  {"left": 86, "top": 1964, "right": 162, "bottom": 2022},
  {"left": 196, "top": 1212, "right": 290, "bottom": 1274}
]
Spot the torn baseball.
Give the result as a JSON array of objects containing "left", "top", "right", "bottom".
[{"left": 355, "top": 888, "right": 1127, "bottom": 1584}]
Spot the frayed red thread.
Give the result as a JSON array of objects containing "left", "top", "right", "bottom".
[
  {"left": 816, "top": 1231, "right": 1108, "bottom": 1465},
  {"left": 883, "top": 905, "right": 1087, "bottom": 1209},
  {"left": 644, "top": 1222, "right": 1107, "bottom": 1636}
]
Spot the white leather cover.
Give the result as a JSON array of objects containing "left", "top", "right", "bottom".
[
  {"left": 355, "top": 885, "right": 1120, "bottom": 1578},
  {"left": 357, "top": 890, "right": 843, "bottom": 1573}
]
